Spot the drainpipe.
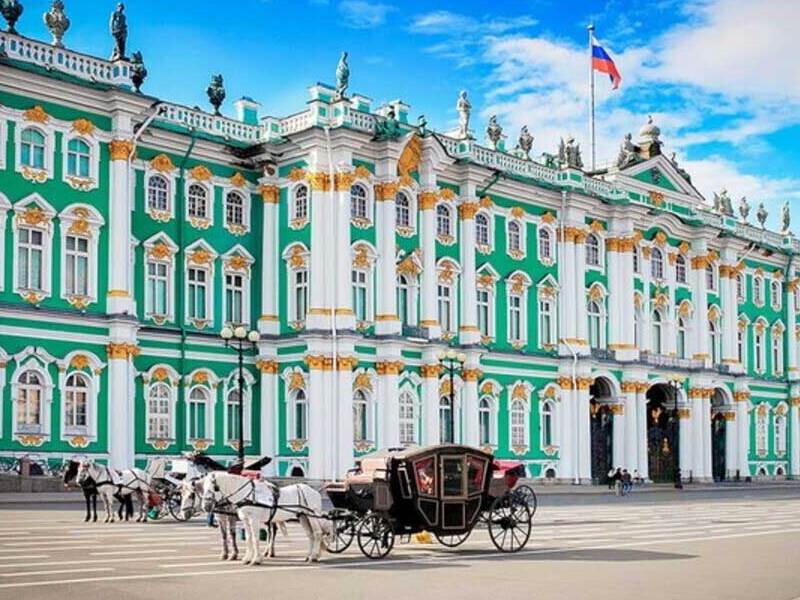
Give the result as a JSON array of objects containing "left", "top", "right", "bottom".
[{"left": 324, "top": 125, "right": 339, "bottom": 480}]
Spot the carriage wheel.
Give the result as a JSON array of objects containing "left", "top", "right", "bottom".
[
  {"left": 168, "top": 491, "right": 192, "bottom": 522},
  {"left": 488, "top": 494, "right": 532, "bottom": 553},
  {"left": 326, "top": 510, "right": 355, "bottom": 554},
  {"left": 511, "top": 484, "right": 538, "bottom": 515},
  {"left": 434, "top": 530, "right": 471, "bottom": 548},
  {"left": 356, "top": 514, "right": 395, "bottom": 559}
]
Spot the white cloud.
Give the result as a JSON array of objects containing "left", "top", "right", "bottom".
[
  {"left": 410, "top": 11, "right": 537, "bottom": 35},
  {"left": 338, "top": 1, "right": 395, "bottom": 29}
]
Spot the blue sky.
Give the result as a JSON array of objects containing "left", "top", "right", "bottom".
[{"left": 16, "top": 0, "right": 799, "bottom": 231}]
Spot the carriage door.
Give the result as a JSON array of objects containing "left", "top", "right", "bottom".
[{"left": 440, "top": 455, "right": 466, "bottom": 529}]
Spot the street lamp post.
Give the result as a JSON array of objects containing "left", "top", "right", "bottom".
[
  {"left": 437, "top": 349, "right": 466, "bottom": 444},
  {"left": 669, "top": 377, "right": 683, "bottom": 490},
  {"left": 220, "top": 325, "right": 260, "bottom": 466}
]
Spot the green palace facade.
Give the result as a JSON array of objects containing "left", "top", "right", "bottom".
[{"left": 0, "top": 5, "right": 798, "bottom": 482}]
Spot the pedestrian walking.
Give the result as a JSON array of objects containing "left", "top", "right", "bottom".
[
  {"left": 612, "top": 467, "right": 623, "bottom": 496},
  {"left": 622, "top": 469, "right": 632, "bottom": 495},
  {"left": 633, "top": 469, "right": 642, "bottom": 485},
  {"left": 607, "top": 468, "right": 615, "bottom": 490}
]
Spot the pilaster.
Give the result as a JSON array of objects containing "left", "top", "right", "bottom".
[
  {"left": 790, "top": 389, "right": 800, "bottom": 477},
  {"left": 375, "top": 180, "right": 401, "bottom": 335},
  {"left": 336, "top": 350, "right": 358, "bottom": 475},
  {"left": 376, "top": 347, "right": 403, "bottom": 448},
  {"left": 786, "top": 264, "right": 798, "bottom": 381},
  {"left": 461, "top": 352, "right": 482, "bottom": 446},
  {"left": 690, "top": 240, "right": 711, "bottom": 366},
  {"left": 255, "top": 353, "right": 280, "bottom": 475},
  {"left": 719, "top": 246, "right": 742, "bottom": 371},
  {"left": 458, "top": 197, "right": 480, "bottom": 344},
  {"left": 333, "top": 168, "right": 356, "bottom": 330},
  {"left": 106, "top": 122, "right": 135, "bottom": 315},
  {"left": 621, "top": 379, "right": 639, "bottom": 472},
  {"left": 678, "top": 403, "right": 692, "bottom": 478},
  {"left": 421, "top": 348, "right": 443, "bottom": 444},
  {"left": 724, "top": 408, "right": 738, "bottom": 479},
  {"left": 106, "top": 321, "right": 139, "bottom": 469},
  {"left": 734, "top": 383, "right": 751, "bottom": 478},
  {"left": 307, "top": 165, "right": 333, "bottom": 331},
  {"left": 258, "top": 180, "right": 280, "bottom": 335},
  {"left": 610, "top": 401, "right": 626, "bottom": 470},
  {"left": 419, "top": 189, "right": 441, "bottom": 339},
  {"left": 304, "top": 351, "right": 329, "bottom": 480}
]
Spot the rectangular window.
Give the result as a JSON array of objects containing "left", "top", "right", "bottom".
[
  {"left": 65, "top": 235, "right": 89, "bottom": 296},
  {"left": 352, "top": 270, "right": 368, "bottom": 321},
  {"left": 17, "top": 227, "right": 44, "bottom": 291},
  {"left": 477, "top": 289, "right": 490, "bottom": 337},
  {"left": 187, "top": 267, "right": 208, "bottom": 320},
  {"left": 438, "top": 284, "right": 452, "bottom": 332},
  {"left": 294, "top": 270, "right": 308, "bottom": 322},
  {"left": 146, "top": 261, "right": 169, "bottom": 316},
  {"left": 539, "top": 299, "right": 553, "bottom": 346},
  {"left": 188, "top": 401, "right": 205, "bottom": 439},
  {"left": 225, "top": 273, "right": 245, "bottom": 324},
  {"left": 509, "top": 294, "right": 522, "bottom": 341}
]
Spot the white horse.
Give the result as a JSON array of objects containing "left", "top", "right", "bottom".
[
  {"left": 77, "top": 461, "right": 152, "bottom": 522},
  {"left": 179, "top": 477, "right": 240, "bottom": 561},
  {"left": 201, "top": 471, "right": 330, "bottom": 565}
]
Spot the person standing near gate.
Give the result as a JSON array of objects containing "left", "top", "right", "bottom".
[
  {"left": 622, "top": 469, "right": 632, "bottom": 495},
  {"left": 612, "top": 468, "right": 623, "bottom": 496}
]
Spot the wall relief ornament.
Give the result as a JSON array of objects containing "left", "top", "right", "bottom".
[
  {"left": 109, "top": 139, "right": 134, "bottom": 161},
  {"left": 72, "top": 118, "right": 96, "bottom": 136},
  {"left": 230, "top": 172, "right": 247, "bottom": 187},
  {"left": 24, "top": 105, "right": 49, "bottom": 123},
  {"left": 150, "top": 154, "right": 175, "bottom": 173},
  {"left": 189, "top": 165, "right": 213, "bottom": 181}
]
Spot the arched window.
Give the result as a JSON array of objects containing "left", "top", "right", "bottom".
[
  {"left": 436, "top": 204, "right": 452, "bottom": 238},
  {"left": 225, "top": 191, "right": 245, "bottom": 227},
  {"left": 187, "top": 184, "right": 208, "bottom": 219},
  {"left": 585, "top": 233, "right": 600, "bottom": 266},
  {"left": 677, "top": 317, "right": 687, "bottom": 359},
  {"left": 706, "top": 264, "right": 716, "bottom": 291},
  {"left": 775, "top": 413, "right": 787, "bottom": 455},
  {"left": 709, "top": 320, "right": 721, "bottom": 364},
  {"left": 439, "top": 396, "right": 453, "bottom": 443},
  {"left": 147, "top": 175, "right": 169, "bottom": 212},
  {"left": 66, "top": 138, "right": 91, "bottom": 177},
  {"left": 350, "top": 184, "right": 368, "bottom": 220},
  {"left": 64, "top": 373, "right": 89, "bottom": 432},
  {"left": 399, "top": 391, "right": 416, "bottom": 445},
  {"left": 20, "top": 128, "right": 45, "bottom": 169},
  {"left": 292, "top": 186, "right": 308, "bottom": 221},
  {"left": 478, "top": 397, "right": 493, "bottom": 446},
  {"left": 353, "top": 389, "right": 369, "bottom": 442},
  {"left": 395, "top": 192, "right": 411, "bottom": 228},
  {"left": 755, "top": 406, "right": 768, "bottom": 456},
  {"left": 651, "top": 248, "right": 664, "bottom": 279},
  {"left": 632, "top": 245, "right": 640, "bottom": 274},
  {"left": 475, "top": 213, "right": 490, "bottom": 246},
  {"left": 651, "top": 310, "right": 663, "bottom": 354},
  {"left": 771, "top": 281, "right": 782, "bottom": 309},
  {"left": 147, "top": 382, "right": 172, "bottom": 440},
  {"left": 510, "top": 399, "right": 527, "bottom": 448},
  {"left": 187, "top": 386, "right": 209, "bottom": 440},
  {"left": 293, "top": 390, "right": 308, "bottom": 440},
  {"left": 772, "top": 328, "right": 783, "bottom": 375},
  {"left": 588, "top": 300, "right": 603, "bottom": 349},
  {"left": 753, "top": 276, "right": 764, "bottom": 305},
  {"left": 736, "top": 273, "right": 745, "bottom": 302},
  {"left": 17, "top": 370, "right": 43, "bottom": 432},
  {"left": 737, "top": 323, "right": 747, "bottom": 368},
  {"left": 226, "top": 389, "right": 243, "bottom": 442},
  {"left": 535, "top": 225, "right": 549, "bottom": 259},
  {"left": 755, "top": 325, "right": 765, "bottom": 373},
  {"left": 675, "top": 254, "right": 687, "bottom": 283},
  {"left": 541, "top": 401, "right": 554, "bottom": 448}
]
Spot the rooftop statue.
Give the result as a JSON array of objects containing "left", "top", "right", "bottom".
[
  {"left": 713, "top": 189, "right": 733, "bottom": 217},
  {"left": 334, "top": 51, "right": 349, "bottom": 100},
  {"left": 615, "top": 132, "right": 639, "bottom": 168},
  {"left": 109, "top": 3, "right": 127, "bottom": 61},
  {"left": 130, "top": 50, "right": 147, "bottom": 93},
  {"left": 517, "top": 126, "right": 533, "bottom": 159},
  {"left": 207, "top": 74, "right": 226, "bottom": 116},
  {"left": 43, "top": 0, "right": 69, "bottom": 48},
  {"left": 757, "top": 202, "right": 768, "bottom": 229},
  {"left": 456, "top": 90, "right": 472, "bottom": 139},
  {"left": 782, "top": 201, "right": 791, "bottom": 234},
  {"left": 1, "top": 0, "right": 23, "bottom": 35},
  {"left": 417, "top": 114, "right": 427, "bottom": 136},
  {"left": 738, "top": 196, "right": 750, "bottom": 223},
  {"left": 558, "top": 136, "right": 583, "bottom": 169},
  {"left": 374, "top": 105, "right": 402, "bottom": 141},
  {"left": 486, "top": 116, "right": 503, "bottom": 150}
]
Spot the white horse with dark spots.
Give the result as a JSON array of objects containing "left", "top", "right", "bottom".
[
  {"left": 76, "top": 461, "right": 153, "bottom": 522},
  {"left": 179, "top": 476, "right": 240, "bottom": 561},
  {"left": 201, "top": 471, "right": 331, "bottom": 565}
]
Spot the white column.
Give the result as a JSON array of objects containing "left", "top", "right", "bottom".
[
  {"left": 558, "top": 233, "right": 576, "bottom": 351},
  {"left": 336, "top": 355, "right": 356, "bottom": 475},
  {"left": 107, "top": 134, "right": 134, "bottom": 315},
  {"left": 702, "top": 394, "right": 712, "bottom": 479},
  {"left": 620, "top": 238, "right": 636, "bottom": 354},
  {"left": 107, "top": 323, "right": 137, "bottom": 470},
  {"left": 678, "top": 406, "right": 692, "bottom": 478},
  {"left": 574, "top": 232, "right": 589, "bottom": 355},
  {"left": 419, "top": 190, "right": 440, "bottom": 338},
  {"left": 256, "top": 355, "right": 278, "bottom": 475},
  {"left": 377, "top": 356, "right": 402, "bottom": 449},
  {"left": 786, "top": 271, "right": 798, "bottom": 380},
  {"left": 623, "top": 384, "right": 639, "bottom": 472},
  {"left": 735, "top": 388, "right": 751, "bottom": 477},
  {"left": 421, "top": 350, "right": 441, "bottom": 444},
  {"left": 690, "top": 242, "right": 710, "bottom": 365},
  {"left": 305, "top": 354, "right": 327, "bottom": 480},
  {"left": 576, "top": 377, "right": 591, "bottom": 482},
  {"left": 720, "top": 248, "right": 739, "bottom": 368},
  {"left": 724, "top": 409, "right": 738, "bottom": 479},
  {"left": 611, "top": 402, "right": 625, "bottom": 470},
  {"left": 461, "top": 356, "right": 481, "bottom": 446},
  {"left": 790, "top": 395, "right": 800, "bottom": 477},
  {"left": 556, "top": 374, "right": 574, "bottom": 482},
  {"left": 258, "top": 182, "right": 280, "bottom": 335},
  {"left": 333, "top": 171, "right": 355, "bottom": 330},
  {"left": 375, "top": 182, "right": 400, "bottom": 335},
  {"left": 664, "top": 251, "right": 677, "bottom": 356},
  {"left": 606, "top": 238, "right": 621, "bottom": 349},
  {"left": 640, "top": 250, "right": 652, "bottom": 352},
  {"left": 636, "top": 384, "right": 649, "bottom": 480},
  {"left": 307, "top": 171, "right": 332, "bottom": 330},
  {"left": 458, "top": 200, "right": 480, "bottom": 344}
]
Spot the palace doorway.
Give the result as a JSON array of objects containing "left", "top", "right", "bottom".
[
  {"left": 590, "top": 377, "right": 614, "bottom": 485},
  {"left": 711, "top": 388, "right": 727, "bottom": 482},
  {"left": 646, "top": 384, "right": 678, "bottom": 483}
]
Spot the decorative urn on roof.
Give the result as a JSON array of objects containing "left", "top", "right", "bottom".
[
  {"left": 130, "top": 50, "right": 147, "bottom": 93},
  {"left": 517, "top": 126, "right": 533, "bottom": 159},
  {"left": 486, "top": 116, "right": 503, "bottom": 150},
  {"left": 1, "top": 0, "right": 24, "bottom": 34},
  {"left": 637, "top": 115, "right": 662, "bottom": 159},
  {"left": 43, "top": 0, "right": 70, "bottom": 48},
  {"left": 207, "top": 74, "right": 226, "bottom": 116}
]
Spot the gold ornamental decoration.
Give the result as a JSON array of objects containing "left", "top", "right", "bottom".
[
  {"left": 109, "top": 139, "right": 134, "bottom": 161},
  {"left": 20, "top": 206, "right": 49, "bottom": 227},
  {"left": 479, "top": 196, "right": 493, "bottom": 209},
  {"left": 107, "top": 342, "right": 139, "bottom": 360},
  {"left": 189, "top": 165, "right": 213, "bottom": 181},
  {"left": 509, "top": 273, "right": 529, "bottom": 294},
  {"left": 226, "top": 255, "right": 249, "bottom": 271},
  {"left": 230, "top": 172, "right": 247, "bottom": 187},
  {"left": 72, "top": 118, "right": 96, "bottom": 136},
  {"left": 376, "top": 361, "right": 404, "bottom": 375},
  {"left": 511, "top": 383, "right": 527, "bottom": 400},
  {"left": 287, "top": 371, "right": 305, "bottom": 391},
  {"left": 259, "top": 184, "right": 280, "bottom": 204},
  {"left": 67, "top": 435, "right": 89, "bottom": 449},
  {"left": 437, "top": 260, "right": 457, "bottom": 284},
  {"left": 287, "top": 167, "right": 307, "bottom": 182},
  {"left": 69, "top": 355, "right": 90, "bottom": 370},
  {"left": 148, "top": 243, "right": 172, "bottom": 260},
  {"left": 192, "top": 371, "right": 209, "bottom": 384},
  {"left": 439, "top": 188, "right": 456, "bottom": 201},
  {"left": 649, "top": 190, "right": 665, "bottom": 207},
  {"left": 458, "top": 202, "right": 479, "bottom": 220},
  {"left": 354, "top": 372, "right": 373, "bottom": 390},
  {"left": 375, "top": 181, "right": 400, "bottom": 201},
  {"left": 397, "top": 134, "right": 422, "bottom": 180},
  {"left": 334, "top": 171, "right": 356, "bottom": 191},
  {"left": 352, "top": 244, "right": 372, "bottom": 269},
  {"left": 306, "top": 172, "right": 330, "bottom": 191},
  {"left": 541, "top": 211, "right": 555, "bottom": 224},
  {"left": 419, "top": 191, "right": 438, "bottom": 210},
  {"left": 152, "top": 367, "right": 169, "bottom": 381},
  {"left": 305, "top": 354, "right": 327, "bottom": 371},
  {"left": 150, "top": 154, "right": 176, "bottom": 173},
  {"left": 510, "top": 206, "right": 525, "bottom": 219},
  {"left": 590, "top": 219, "right": 605, "bottom": 232},
  {"left": 188, "top": 249, "right": 213, "bottom": 265},
  {"left": 354, "top": 165, "right": 372, "bottom": 179},
  {"left": 255, "top": 359, "right": 279, "bottom": 374},
  {"left": 420, "top": 364, "right": 441, "bottom": 378},
  {"left": 17, "top": 434, "right": 45, "bottom": 447},
  {"left": 24, "top": 105, "right": 49, "bottom": 123},
  {"left": 462, "top": 368, "right": 481, "bottom": 382}
]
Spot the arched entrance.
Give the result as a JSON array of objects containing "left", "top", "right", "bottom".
[
  {"left": 589, "top": 377, "right": 614, "bottom": 485},
  {"left": 711, "top": 388, "right": 727, "bottom": 481},
  {"left": 646, "top": 384, "right": 678, "bottom": 483}
]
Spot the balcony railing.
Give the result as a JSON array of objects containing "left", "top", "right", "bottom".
[{"left": 640, "top": 352, "right": 704, "bottom": 370}]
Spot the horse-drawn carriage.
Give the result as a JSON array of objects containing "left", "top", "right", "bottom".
[{"left": 324, "top": 444, "right": 537, "bottom": 559}]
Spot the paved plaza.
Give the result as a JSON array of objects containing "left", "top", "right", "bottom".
[{"left": 0, "top": 489, "right": 797, "bottom": 600}]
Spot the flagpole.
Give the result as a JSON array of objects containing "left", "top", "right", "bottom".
[{"left": 588, "top": 23, "right": 596, "bottom": 171}]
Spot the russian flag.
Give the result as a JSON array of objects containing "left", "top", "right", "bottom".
[{"left": 591, "top": 36, "right": 622, "bottom": 90}]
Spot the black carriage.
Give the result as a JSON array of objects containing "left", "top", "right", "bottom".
[{"left": 324, "top": 444, "right": 537, "bottom": 559}]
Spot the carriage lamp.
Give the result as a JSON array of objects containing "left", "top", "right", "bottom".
[
  {"left": 437, "top": 350, "right": 467, "bottom": 444},
  {"left": 220, "top": 326, "right": 260, "bottom": 465}
]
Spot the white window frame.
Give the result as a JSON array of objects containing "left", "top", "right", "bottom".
[
  {"left": 651, "top": 309, "right": 664, "bottom": 354},
  {"left": 474, "top": 210, "right": 493, "bottom": 253},
  {"left": 706, "top": 263, "right": 718, "bottom": 292},
  {"left": 506, "top": 272, "right": 532, "bottom": 347},
  {"left": 770, "top": 280, "right": 782, "bottom": 311},
  {"left": 772, "top": 325, "right": 784, "bottom": 376},
  {"left": 15, "top": 122, "right": 54, "bottom": 181},
  {"left": 11, "top": 364, "right": 53, "bottom": 439},
  {"left": 224, "top": 188, "right": 250, "bottom": 234},
  {"left": 540, "top": 399, "right": 557, "bottom": 450},
  {"left": 283, "top": 243, "right": 310, "bottom": 325},
  {"left": 537, "top": 281, "right": 558, "bottom": 349},
  {"left": 675, "top": 254, "right": 687, "bottom": 285},
  {"left": 184, "top": 242, "right": 217, "bottom": 329},
  {"left": 585, "top": 233, "right": 603, "bottom": 269},
  {"left": 737, "top": 319, "right": 748, "bottom": 369},
  {"left": 651, "top": 247, "right": 665, "bottom": 280},
  {"left": 755, "top": 405, "right": 769, "bottom": 457},
  {"left": 221, "top": 247, "right": 254, "bottom": 328},
  {"left": 144, "top": 171, "right": 175, "bottom": 221},
  {"left": 0, "top": 193, "right": 10, "bottom": 292},
  {"left": 145, "top": 379, "right": 177, "bottom": 442},
  {"left": 224, "top": 382, "right": 252, "bottom": 447},
  {"left": 753, "top": 274, "right": 764, "bottom": 306},
  {"left": 62, "top": 133, "right": 100, "bottom": 191},
  {"left": 289, "top": 184, "right": 309, "bottom": 229},
  {"left": 534, "top": 224, "right": 551, "bottom": 264},
  {"left": 754, "top": 321, "right": 767, "bottom": 374},
  {"left": 435, "top": 202, "right": 456, "bottom": 245},
  {"left": 352, "top": 388, "right": 376, "bottom": 444},
  {"left": 396, "top": 273, "right": 418, "bottom": 328},
  {"left": 143, "top": 235, "right": 177, "bottom": 324},
  {"left": 736, "top": 272, "right": 746, "bottom": 303},
  {"left": 587, "top": 298, "right": 606, "bottom": 349},
  {"left": 186, "top": 384, "right": 214, "bottom": 443},
  {"left": 12, "top": 196, "right": 55, "bottom": 301},
  {"left": 395, "top": 190, "right": 416, "bottom": 235},
  {"left": 59, "top": 204, "right": 103, "bottom": 307},
  {"left": 774, "top": 410, "right": 787, "bottom": 456},
  {"left": 349, "top": 183, "right": 372, "bottom": 227},
  {"left": 633, "top": 245, "right": 641, "bottom": 275},
  {"left": 476, "top": 285, "right": 494, "bottom": 340},
  {"left": 437, "top": 260, "right": 460, "bottom": 335},
  {"left": 398, "top": 387, "right": 419, "bottom": 446},
  {"left": 709, "top": 318, "right": 721, "bottom": 364},
  {"left": 478, "top": 394, "right": 498, "bottom": 447},
  {"left": 676, "top": 316, "right": 688, "bottom": 359},
  {"left": 185, "top": 181, "right": 213, "bottom": 226},
  {"left": 508, "top": 395, "right": 530, "bottom": 452},
  {"left": 288, "top": 388, "right": 308, "bottom": 443}
]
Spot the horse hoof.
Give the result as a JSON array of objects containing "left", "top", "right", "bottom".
[
  {"left": 228, "top": 555, "right": 238, "bottom": 561},
  {"left": 84, "top": 516, "right": 90, "bottom": 522},
  {"left": 93, "top": 516, "right": 97, "bottom": 522},
  {"left": 219, "top": 555, "right": 228, "bottom": 561}
]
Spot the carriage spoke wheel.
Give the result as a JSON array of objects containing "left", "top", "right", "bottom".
[
  {"left": 511, "top": 484, "right": 538, "bottom": 516},
  {"left": 434, "top": 530, "right": 471, "bottom": 548},
  {"left": 168, "top": 491, "right": 192, "bottom": 522},
  {"left": 488, "top": 495, "right": 532, "bottom": 553},
  {"left": 356, "top": 514, "right": 395, "bottom": 559},
  {"left": 326, "top": 510, "right": 355, "bottom": 554}
]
